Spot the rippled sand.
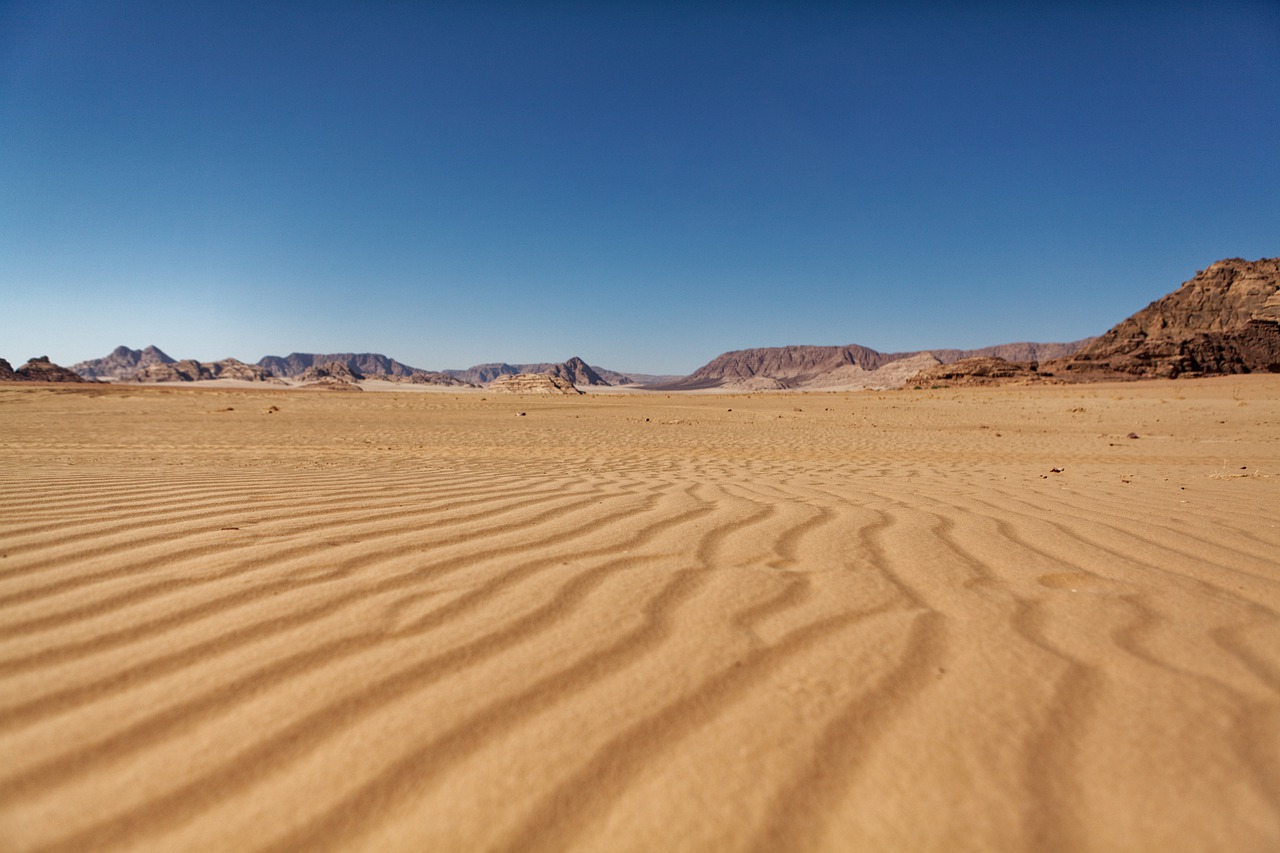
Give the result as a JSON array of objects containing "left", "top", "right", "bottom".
[{"left": 1, "top": 377, "right": 1278, "bottom": 851}]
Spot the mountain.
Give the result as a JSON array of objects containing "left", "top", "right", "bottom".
[
  {"left": 72, "top": 345, "right": 175, "bottom": 379},
  {"left": 257, "top": 352, "right": 423, "bottom": 378},
  {"left": 445, "top": 357, "right": 620, "bottom": 387},
  {"left": 1054, "top": 258, "right": 1280, "bottom": 378},
  {"left": 2, "top": 356, "right": 90, "bottom": 383},
  {"left": 656, "top": 339, "right": 1091, "bottom": 390},
  {"left": 128, "top": 358, "right": 281, "bottom": 383},
  {"left": 543, "top": 356, "right": 607, "bottom": 387}
]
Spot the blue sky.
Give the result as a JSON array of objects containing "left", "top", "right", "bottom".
[{"left": 2, "top": 1, "right": 1277, "bottom": 374}]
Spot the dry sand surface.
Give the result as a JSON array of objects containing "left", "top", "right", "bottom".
[{"left": 1, "top": 377, "right": 1278, "bottom": 852}]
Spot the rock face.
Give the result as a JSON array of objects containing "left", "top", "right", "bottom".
[
  {"left": 544, "top": 357, "right": 608, "bottom": 387},
  {"left": 128, "top": 358, "right": 280, "bottom": 383},
  {"left": 11, "top": 356, "right": 89, "bottom": 382},
  {"left": 907, "top": 357, "right": 1044, "bottom": 387},
  {"left": 72, "top": 345, "right": 175, "bottom": 380},
  {"left": 0, "top": 359, "right": 16, "bottom": 381},
  {"left": 487, "top": 373, "right": 583, "bottom": 395},
  {"left": 1056, "top": 258, "right": 1280, "bottom": 378}
]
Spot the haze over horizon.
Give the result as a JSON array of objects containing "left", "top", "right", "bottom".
[{"left": 2, "top": 1, "right": 1277, "bottom": 375}]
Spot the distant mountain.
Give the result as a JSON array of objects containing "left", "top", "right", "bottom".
[
  {"left": 257, "top": 352, "right": 422, "bottom": 378},
  {"left": 1, "top": 356, "right": 90, "bottom": 383},
  {"left": 1055, "top": 258, "right": 1280, "bottom": 378},
  {"left": 72, "top": 345, "right": 175, "bottom": 379},
  {"left": 257, "top": 352, "right": 468, "bottom": 385},
  {"left": 444, "top": 357, "right": 634, "bottom": 387},
  {"left": 128, "top": 358, "right": 281, "bottom": 383},
  {"left": 655, "top": 339, "right": 1092, "bottom": 391}
]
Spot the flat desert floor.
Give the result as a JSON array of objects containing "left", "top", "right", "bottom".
[{"left": 1, "top": 377, "right": 1278, "bottom": 852}]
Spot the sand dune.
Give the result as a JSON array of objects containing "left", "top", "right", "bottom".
[{"left": 1, "top": 378, "right": 1278, "bottom": 851}]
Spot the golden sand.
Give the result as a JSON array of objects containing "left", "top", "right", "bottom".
[{"left": 1, "top": 377, "right": 1278, "bottom": 851}]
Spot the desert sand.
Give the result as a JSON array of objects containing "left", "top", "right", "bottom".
[{"left": 1, "top": 377, "right": 1278, "bottom": 851}]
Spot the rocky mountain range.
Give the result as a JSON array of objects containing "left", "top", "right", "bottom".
[
  {"left": 130, "top": 358, "right": 282, "bottom": 383},
  {"left": 1053, "top": 257, "right": 1280, "bottom": 378},
  {"left": 71, "top": 345, "right": 175, "bottom": 379},
  {"left": 658, "top": 339, "right": 1092, "bottom": 391},
  {"left": 257, "top": 352, "right": 424, "bottom": 379},
  {"left": 12, "top": 258, "right": 1277, "bottom": 391}
]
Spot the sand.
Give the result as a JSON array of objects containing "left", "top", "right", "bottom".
[{"left": 1, "top": 377, "right": 1278, "bottom": 851}]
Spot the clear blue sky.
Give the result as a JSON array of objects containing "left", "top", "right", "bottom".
[{"left": 2, "top": 1, "right": 1277, "bottom": 374}]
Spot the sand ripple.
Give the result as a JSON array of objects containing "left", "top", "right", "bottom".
[{"left": 1, "top": 379, "right": 1278, "bottom": 851}]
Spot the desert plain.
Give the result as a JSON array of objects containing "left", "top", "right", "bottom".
[{"left": 1, "top": 377, "right": 1278, "bottom": 852}]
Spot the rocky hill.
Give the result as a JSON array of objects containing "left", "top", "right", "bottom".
[
  {"left": 128, "top": 358, "right": 281, "bottom": 383},
  {"left": 257, "top": 352, "right": 422, "bottom": 378},
  {"left": 444, "top": 357, "right": 646, "bottom": 387},
  {"left": 72, "top": 345, "right": 175, "bottom": 379},
  {"left": 1054, "top": 258, "right": 1280, "bottom": 378},
  {"left": 908, "top": 357, "right": 1046, "bottom": 387},
  {"left": 1, "top": 356, "right": 89, "bottom": 382},
  {"left": 543, "top": 357, "right": 607, "bottom": 387},
  {"left": 487, "top": 373, "right": 583, "bottom": 395}
]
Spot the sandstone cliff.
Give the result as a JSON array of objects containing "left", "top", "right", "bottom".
[{"left": 1055, "top": 258, "right": 1280, "bottom": 378}]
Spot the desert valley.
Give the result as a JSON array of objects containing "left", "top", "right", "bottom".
[{"left": 1, "top": 258, "right": 1278, "bottom": 851}]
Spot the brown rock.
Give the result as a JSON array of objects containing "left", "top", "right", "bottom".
[
  {"left": 15, "top": 356, "right": 89, "bottom": 382},
  {"left": 0, "top": 358, "right": 17, "bottom": 381},
  {"left": 487, "top": 373, "right": 583, "bottom": 395},
  {"left": 298, "top": 361, "right": 363, "bottom": 382},
  {"left": 72, "top": 345, "right": 175, "bottom": 379},
  {"left": 129, "top": 358, "right": 281, "bottom": 383},
  {"left": 908, "top": 357, "right": 1043, "bottom": 387},
  {"left": 300, "top": 377, "right": 363, "bottom": 391},
  {"left": 1055, "top": 258, "right": 1280, "bottom": 378}
]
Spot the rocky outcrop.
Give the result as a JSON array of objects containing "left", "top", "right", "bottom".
[
  {"left": 257, "top": 352, "right": 422, "bottom": 379},
  {"left": 129, "top": 360, "right": 213, "bottom": 382},
  {"left": 1054, "top": 258, "right": 1280, "bottom": 378},
  {"left": 487, "top": 373, "right": 583, "bottom": 395},
  {"left": 72, "top": 345, "right": 175, "bottom": 379},
  {"left": 399, "top": 372, "right": 470, "bottom": 386},
  {"left": 804, "top": 353, "right": 945, "bottom": 390},
  {"left": 0, "top": 358, "right": 17, "bottom": 381},
  {"left": 299, "top": 377, "right": 363, "bottom": 391},
  {"left": 924, "top": 340, "right": 1092, "bottom": 365},
  {"left": 544, "top": 356, "right": 608, "bottom": 387},
  {"left": 907, "top": 357, "right": 1045, "bottom": 387},
  {"left": 297, "top": 361, "right": 362, "bottom": 382},
  {"left": 128, "top": 358, "right": 281, "bottom": 383},
  {"left": 11, "top": 356, "right": 89, "bottom": 382},
  {"left": 446, "top": 359, "right": 628, "bottom": 387}
]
